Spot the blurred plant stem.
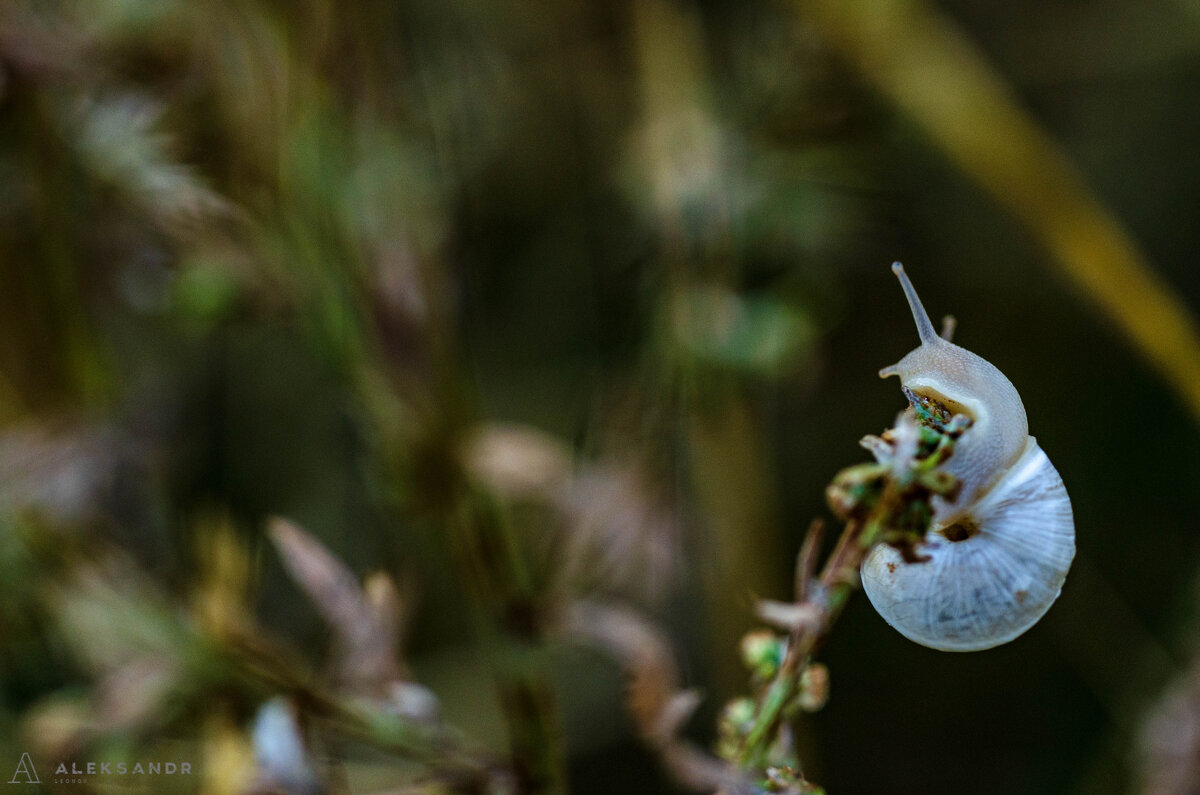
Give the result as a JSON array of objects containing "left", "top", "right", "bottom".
[
  {"left": 0, "top": 90, "right": 107, "bottom": 414},
  {"left": 449, "top": 493, "right": 565, "bottom": 794},
  {"left": 348, "top": 347, "right": 565, "bottom": 792},
  {"left": 798, "top": 0, "right": 1200, "bottom": 428},
  {"left": 631, "top": 0, "right": 791, "bottom": 700},
  {"left": 252, "top": 36, "right": 569, "bottom": 782},
  {"left": 688, "top": 398, "right": 788, "bottom": 696}
]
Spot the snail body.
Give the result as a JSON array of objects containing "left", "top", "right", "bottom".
[{"left": 861, "top": 264, "right": 1074, "bottom": 652}]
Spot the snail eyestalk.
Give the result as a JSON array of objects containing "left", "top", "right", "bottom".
[{"left": 892, "top": 262, "right": 940, "bottom": 346}]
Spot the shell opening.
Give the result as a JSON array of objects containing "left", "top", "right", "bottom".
[
  {"left": 940, "top": 518, "right": 979, "bottom": 543},
  {"left": 904, "top": 386, "right": 976, "bottom": 430}
]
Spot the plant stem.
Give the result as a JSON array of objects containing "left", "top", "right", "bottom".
[
  {"left": 733, "top": 413, "right": 967, "bottom": 774},
  {"left": 734, "top": 518, "right": 869, "bottom": 770}
]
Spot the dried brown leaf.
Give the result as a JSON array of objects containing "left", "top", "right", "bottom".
[
  {"left": 561, "top": 600, "right": 750, "bottom": 793},
  {"left": 267, "top": 518, "right": 402, "bottom": 694},
  {"left": 1136, "top": 667, "right": 1200, "bottom": 794},
  {"left": 94, "top": 655, "right": 180, "bottom": 731},
  {"left": 464, "top": 423, "right": 681, "bottom": 601},
  {"left": 755, "top": 600, "right": 822, "bottom": 633},
  {"left": 561, "top": 600, "right": 680, "bottom": 743},
  {"left": 554, "top": 466, "right": 682, "bottom": 602},
  {"left": 0, "top": 421, "right": 130, "bottom": 524},
  {"left": 461, "top": 423, "right": 573, "bottom": 500}
]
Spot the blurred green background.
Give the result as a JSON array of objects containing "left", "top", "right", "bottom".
[{"left": 2, "top": 0, "right": 1200, "bottom": 793}]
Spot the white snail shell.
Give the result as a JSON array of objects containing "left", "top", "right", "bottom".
[{"left": 861, "top": 264, "right": 1075, "bottom": 652}]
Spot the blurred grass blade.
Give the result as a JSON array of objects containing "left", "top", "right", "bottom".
[
  {"left": 800, "top": 0, "right": 1200, "bottom": 426},
  {"left": 67, "top": 94, "right": 230, "bottom": 232}
]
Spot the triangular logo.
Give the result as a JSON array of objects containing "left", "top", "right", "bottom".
[{"left": 9, "top": 753, "right": 40, "bottom": 784}]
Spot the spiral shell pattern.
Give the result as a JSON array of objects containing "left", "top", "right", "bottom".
[{"left": 861, "top": 437, "right": 1075, "bottom": 652}]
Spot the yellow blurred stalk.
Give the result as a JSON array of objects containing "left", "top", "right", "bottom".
[
  {"left": 200, "top": 712, "right": 257, "bottom": 795},
  {"left": 800, "top": 0, "right": 1200, "bottom": 425}
]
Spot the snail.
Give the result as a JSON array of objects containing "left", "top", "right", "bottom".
[{"left": 860, "top": 263, "right": 1075, "bottom": 652}]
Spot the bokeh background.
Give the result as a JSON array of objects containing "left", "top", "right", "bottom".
[{"left": 2, "top": 0, "right": 1200, "bottom": 793}]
